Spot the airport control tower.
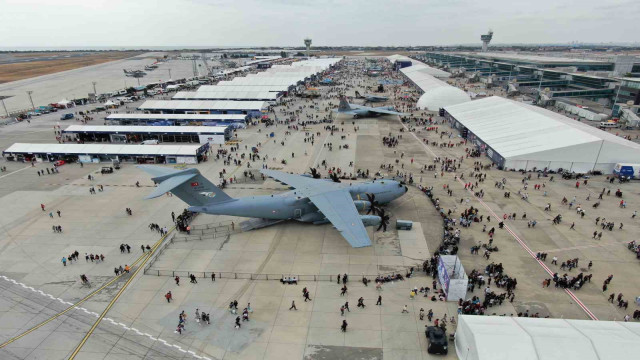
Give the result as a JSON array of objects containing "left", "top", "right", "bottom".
[
  {"left": 481, "top": 30, "right": 493, "bottom": 52},
  {"left": 304, "top": 38, "right": 312, "bottom": 58}
]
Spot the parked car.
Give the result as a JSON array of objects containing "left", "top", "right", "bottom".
[
  {"left": 141, "top": 139, "right": 159, "bottom": 145},
  {"left": 54, "top": 160, "right": 66, "bottom": 166},
  {"left": 426, "top": 326, "right": 448, "bottom": 355},
  {"left": 60, "top": 113, "right": 74, "bottom": 120}
]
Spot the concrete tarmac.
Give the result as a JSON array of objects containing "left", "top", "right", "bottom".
[{"left": 0, "top": 57, "right": 638, "bottom": 360}]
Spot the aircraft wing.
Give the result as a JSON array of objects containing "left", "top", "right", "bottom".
[
  {"left": 308, "top": 190, "right": 371, "bottom": 247},
  {"left": 261, "top": 169, "right": 342, "bottom": 195},
  {"left": 260, "top": 169, "right": 371, "bottom": 247},
  {"left": 369, "top": 107, "right": 406, "bottom": 115},
  {"left": 345, "top": 103, "right": 405, "bottom": 116}
]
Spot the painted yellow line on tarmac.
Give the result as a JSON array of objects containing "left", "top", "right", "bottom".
[
  {"left": 0, "top": 231, "right": 166, "bottom": 349},
  {"left": 67, "top": 228, "right": 173, "bottom": 359}
]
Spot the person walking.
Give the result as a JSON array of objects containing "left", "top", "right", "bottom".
[
  {"left": 357, "top": 297, "right": 365, "bottom": 308},
  {"left": 376, "top": 295, "right": 382, "bottom": 305},
  {"left": 165, "top": 291, "right": 172, "bottom": 303},
  {"left": 211, "top": 273, "right": 216, "bottom": 281},
  {"left": 344, "top": 301, "right": 350, "bottom": 312},
  {"left": 341, "top": 320, "right": 348, "bottom": 332},
  {"left": 289, "top": 301, "right": 297, "bottom": 310},
  {"left": 340, "top": 305, "right": 345, "bottom": 316},
  {"left": 61, "top": 257, "right": 67, "bottom": 266},
  {"left": 175, "top": 276, "right": 180, "bottom": 286},
  {"left": 340, "top": 285, "right": 347, "bottom": 296},
  {"left": 402, "top": 305, "right": 409, "bottom": 313}
]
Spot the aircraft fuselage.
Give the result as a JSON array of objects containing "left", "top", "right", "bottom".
[{"left": 190, "top": 179, "right": 407, "bottom": 223}]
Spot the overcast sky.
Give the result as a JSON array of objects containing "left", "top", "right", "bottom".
[{"left": 2, "top": 0, "right": 639, "bottom": 48}]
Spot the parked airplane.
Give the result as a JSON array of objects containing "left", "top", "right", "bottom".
[
  {"left": 123, "top": 69, "right": 146, "bottom": 77},
  {"left": 355, "top": 91, "right": 389, "bottom": 103},
  {"left": 138, "top": 166, "right": 408, "bottom": 247},
  {"left": 333, "top": 96, "right": 405, "bottom": 118}
]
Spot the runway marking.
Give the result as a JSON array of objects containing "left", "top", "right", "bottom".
[
  {"left": 68, "top": 227, "right": 182, "bottom": 359},
  {"left": 0, "top": 275, "right": 211, "bottom": 360},
  {"left": 0, "top": 240, "right": 154, "bottom": 349},
  {"left": 0, "top": 230, "right": 212, "bottom": 359},
  {"left": 0, "top": 165, "right": 31, "bottom": 180},
  {"left": 538, "top": 241, "right": 626, "bottom": 254},
  {"left": 45, "top": 183, "right": 155, "bottom": 187},
  {"left": 399, "top": 119, "right": 599, "bottom": 321}
]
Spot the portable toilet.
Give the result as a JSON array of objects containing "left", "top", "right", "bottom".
[{"left": 396, "top": 220, "right": 413, "bottom": 230}]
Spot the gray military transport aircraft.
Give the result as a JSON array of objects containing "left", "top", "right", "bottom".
[
  {"left": 138, "top": 166, "right": 408, "bottom": 247},
  {"left": 334, "top": 96, "right": 405, "bottom": 118},
  {"left": 355, "top": 91, "right": 389, "bottom": 103}
]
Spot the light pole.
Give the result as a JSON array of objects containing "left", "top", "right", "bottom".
[
  {"left": 611, "top": 82, "right": 622, "bottom": 116},
  {"left": 537, "top": 69, "right": 544, "bottom": 105},
  {"left": 26, "top": 91, "right": 35, "bottom": 111},
  {"left": 92, "top": 81, "right": 97, "bottom": 95},
  {"left": 0, "top": 96, "right": 11, "bottom": 117}
]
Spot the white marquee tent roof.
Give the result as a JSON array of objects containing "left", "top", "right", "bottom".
[
  {"left": 138, "top": 100, "right": 266, "bottom": 111},
  {"left": 62, "top": 125, "right": 230, "bottom": 135},
  {"left": 4, "top": 143, "right": 204, "bottom": 156},
  {"left": 456, "top": 315, "right": 640, "bottom": 360},
  {"left": 105, "top": 113, "right": 247, "bottom": 121},
  {"left": 445, "top": 96, "right": 640, "bottom": 172},
  {"left": 172, "top": 91, "right": 279, "bottom": 101},
  {"left": 394, "top": 57, "right": 469, "bottom": 111},
  {"left": 197, "top": 85, "right": 290, "bottom": 92},
  {"left": 401, "top": 63, "right": 451, "bottom": 78}
]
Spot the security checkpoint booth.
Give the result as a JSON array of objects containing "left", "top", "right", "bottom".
[{"left": 437, "top": 255, "right": 468, "bottom": 302}]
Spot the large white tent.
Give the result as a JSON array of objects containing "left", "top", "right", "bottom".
[
  {"left": 391, "top": 55, "right": 470, "bottom": 111},
  {"left": 456, "top": 315, "right": 640, "bottom": 360},
  {"left": 444, "top": 96, "right": 640, "bottom": 173}
]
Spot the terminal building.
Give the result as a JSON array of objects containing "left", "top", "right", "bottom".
[
  {"left": 444, "top": 96, "right": 640, "bottom": 173},
  {"left": 62, "top": 125, "right": 233, "bottom": 145},
  {"left": 3, "top": 143, "right": 209, "bottom": 164},
  {"left": 104, "top": 113, "right": 248, "bottom": 126}
]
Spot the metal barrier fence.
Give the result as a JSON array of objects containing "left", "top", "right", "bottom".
[
  {"left": 142, "top": 268, "right": 417, "bottom": 282},
  {"left": 143, "top": 231, "right": 177, "bottom": 274}
]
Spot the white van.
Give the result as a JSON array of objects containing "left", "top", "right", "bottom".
[
  {"left": 141, "top": 139, "right": 159, "bottom": 145},
  {"left": 598, "top": 122, "right": 620, "bottom": 129}
]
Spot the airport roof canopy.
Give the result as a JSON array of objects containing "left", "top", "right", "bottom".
[
  {"left": 105, "top": 113, "right": 248, "bottom": 121},
  {"left": 456, "top": 315, "right": 640, "bottom": 360},
  {"left": 138, "top": 100, "right": 266, "bottom": 112},
  {"left": 62, "top": 125, "right": 230, "bottom": 135},
  {"left": 444, "top": 96, "right": 640, "bottom": 172},
  {"left": 4, "top": 143, "right": 205, "bottom": 156},
  {"left": 458, "top": 51, "right": 610, "bottom": 65}
]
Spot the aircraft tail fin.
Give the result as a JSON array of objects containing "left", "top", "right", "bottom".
[
  {"left": 338, "top": 96, "right": 352, "bottom": 112},
  {"left": 137, "top": 165, "right": 233, "bottom": 206}
]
